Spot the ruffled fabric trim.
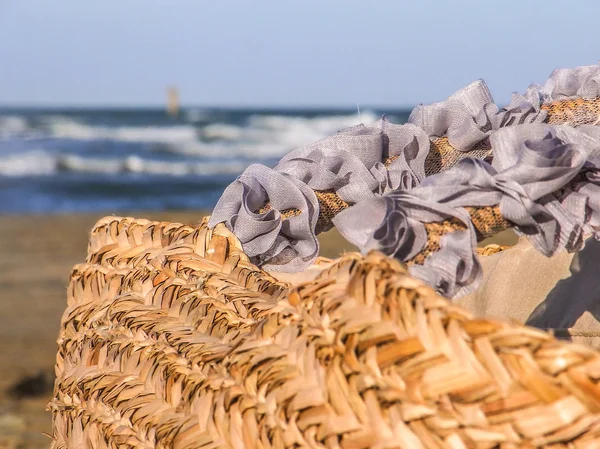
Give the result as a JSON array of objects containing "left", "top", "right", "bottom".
[
  {"left": 542, "top": 64, "right": 600, "bottom": 100},
  {"left": 504, "top": 63, "right": 600, "bottom": 114},
  {"left": 209, "top": 119, "right": 433, "bottom": 271},
  {"left": 408, "top": 79, "right": 546, "bottom": 151},
  {"left": 207, "top": 164, "right": 319, "bottom": 272},
  {"left": 209, "top": 63, "right": 600, "bottom": 287},
  {"left": 335, "top": 124, "right": 600, "bottom": 298}
]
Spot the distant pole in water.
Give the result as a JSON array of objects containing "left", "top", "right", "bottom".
[{"left": 167, "top": 86, "right": 180, "bottom": 118}]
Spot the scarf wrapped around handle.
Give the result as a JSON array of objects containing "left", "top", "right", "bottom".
[{"left": 209, "top": 64, "right": 600, "bottom": 298}]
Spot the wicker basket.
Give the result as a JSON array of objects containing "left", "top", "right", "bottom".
[{"left": 48, "top": 215, "right": 600, "bottom": 448}]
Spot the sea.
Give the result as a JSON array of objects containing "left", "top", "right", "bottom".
[{"left": 0, "top": 107, "right": 411, "bottom": 214}]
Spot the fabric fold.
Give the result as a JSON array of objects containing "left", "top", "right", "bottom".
[
  {"left": 209, "top": 63, "right": 600, "bottom": 295},
  {"left": 542, "top": 63, "right": 600, "bottom": 99},
  {"left": 210, "top": 118, "right": 437, "bottom": 270},
  {"left": 208, "top": 164, "right": 319, "bottom": 272},
  {"left": 335, "top": 123, "right": 600, "bottom": 298},
  {"left": 381, "top": 120, "right": 429, "bottom": 190},
  {"left": 333, "top": 191, "right": 480, "bottom": 298},
  {"left": 408, "top": 79, "right": 546, "bottom": 152}
]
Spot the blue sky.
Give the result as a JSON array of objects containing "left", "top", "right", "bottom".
[{"left": 1, "top": 0, "right": 598, "bottom": 107}]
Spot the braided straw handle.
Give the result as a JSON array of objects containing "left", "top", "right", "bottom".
[{"left": 260, "top": 97, "right": 600, "bottom": 265}]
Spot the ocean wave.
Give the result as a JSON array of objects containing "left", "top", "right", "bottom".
[
  {"left": 201, "top": 111, "right": 379, "bottom": 144},
  {"left": 0, "top": 110, "right": 383, "bottom": 160},
  {"left": 0, "top": 150, "right": 57, "bottom": 176},
  {"left": 0, "top": 115, "right": 43, "bottom": 139},
  {"left": 0, "top": 150, "right": 248, "bottom": 177},
  {"left": 249, "top": 111, "right": 379, "bottom": 132},
  {"left": 0, "top": 114, "right": 201, "bottom": 145},
  {"left": 166, "top": 140, "right": 298, "bottom": 159},
  {"left": 184, "top": 108, "right": 209, "bottom": 123},
  {"left": 41, "top": 115, "right": 199, "bottom": 143},
  {"left": 0, "top": 108, "right": 400, "bottom": 214},
  {"left": 191, "top": 111, "right": 381, "bottom": 158}
]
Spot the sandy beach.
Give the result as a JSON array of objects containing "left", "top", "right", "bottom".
[{"left": 0, "top": 211, "right": 357, "bottom": 448}]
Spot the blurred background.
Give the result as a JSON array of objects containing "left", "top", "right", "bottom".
[
  {"left": 1, "top": 0, "right": 598, "bottom": 214},
  {"left": 0, "top": 0, "right": 598, "bottom": 447}
]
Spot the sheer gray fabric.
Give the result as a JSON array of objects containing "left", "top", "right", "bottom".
[
  {"left": 336, "top": 124, "right": 600, "bottom": 298},
  {"left": 209, "top": 63, "right": 600, "bottom": 296},
  {"left": 333, "top": 192, "right": 480, "bottom": 298},
  {"left": 208, "top": 164, "right": 320, "bottom": 272},
  {"left": 208, "top": 119, "right": 434, "bottom": 271},
  {"left": 542, "top": 64, "right": 600, "bottom": 99},
  {"left": 408, "top": 79, "right": 546, "bottom": 151}
]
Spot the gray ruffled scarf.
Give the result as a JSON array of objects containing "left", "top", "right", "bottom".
[{"left": 209, "top": 63, "right": 600, "bottom": 298}]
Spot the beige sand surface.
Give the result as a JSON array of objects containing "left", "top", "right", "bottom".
[{"left": 0, "top": 211, "right": 356, "bottom": 448}]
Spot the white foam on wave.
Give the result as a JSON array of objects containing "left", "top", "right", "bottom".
[
  {"left": 0, "top": 150, "right": 248, "bottom": 177},
  {"left": 192, "top": 110, "right": 381, "bottom": 158},
  {"left": 0, "top": 150, "right": 57, "bottom": 176},
  {"left": 203, "top": 111, "right": 379, "bottom": 144},
  {"left": 0, "top": 111, "right": 383, "bottom": 161},
  {"left": 250, "top": 111, "right": 379, "bottom": 132},
  {"left": 0, "top": 115, "right": 43, "bottom": 139},
  {"left": 61, "top": 154, "right": 247, "bottom": 176},
  {"left": 43, "top": 115, "right": 199, "bottom": 143},
  {"left": 171, "top": 140, "right": 294, "bottom": 159}
]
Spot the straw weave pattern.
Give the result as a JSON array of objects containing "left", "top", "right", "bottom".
[{"left": 50, "top": 216, "right": 600, "bottom": 448}]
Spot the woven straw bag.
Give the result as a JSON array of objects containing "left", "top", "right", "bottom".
[
  {"left": 48, "top": 216, "right": 600, "bottom": 448},
  {"left": 49, "top": 66, "right": 600, "bottom": 448}
]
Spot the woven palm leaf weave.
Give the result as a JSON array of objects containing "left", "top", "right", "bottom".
[
  {"left": 49, "top": 216, "right": 600, "bottom": 448},
  {"left": 50, "top": 64, "right": 600, "bottom": 447}
]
